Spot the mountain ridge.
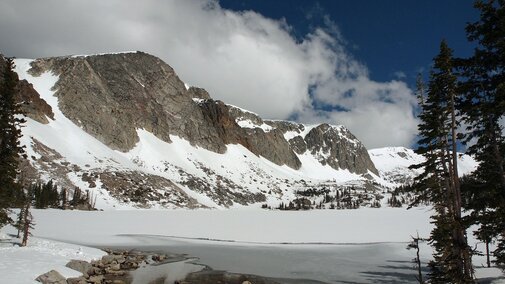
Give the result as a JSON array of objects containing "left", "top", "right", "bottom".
[{"left": 1, "top": 52, "right": 476, "bottom": 209}]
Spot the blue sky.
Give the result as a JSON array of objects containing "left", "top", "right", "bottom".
[
  {"left": 0, "top": 0, "right": 482, "bottom": 148},
  {"left": 220, "top": 0, "right": 479, "bottom": 88}
]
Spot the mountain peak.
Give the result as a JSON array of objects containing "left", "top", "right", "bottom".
[{"left": 9, "top": 52, "right": 383, "bottom": 209}]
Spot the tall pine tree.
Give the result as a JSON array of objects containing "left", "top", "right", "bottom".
[
  {"left": 412, "top": 41, "right": 474, "bottom": 282},
  {"left": 456, "top": 0, "right": 505, "bottom": 266},
  {"left": 0, "top": 56, "right": 26, "bottom": 228}
]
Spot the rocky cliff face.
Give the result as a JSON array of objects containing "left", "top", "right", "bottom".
[
  {"left": 12, "top": 52, "right": 383, "bottom": 209},
  {"left": 267, "top": 121, "right": 378, "bottom": 175},
  {"left": 28, "top": 52, "right": 302, "bottom": 169},
  {"left": 227, "top": 106, "right": 378, "bottom": 175},
  {"left": 0, "top": 55, "right": 54, "bottom": 124}
]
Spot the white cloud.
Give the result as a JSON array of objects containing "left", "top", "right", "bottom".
[
  {"left": 394, "top": 71, "right": 407, "bottom": 79},
  {"left": 0, "top": 0, "right": 418, "bottom": 148}
]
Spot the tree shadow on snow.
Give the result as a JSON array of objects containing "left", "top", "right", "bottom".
[
  {"left": 477, "top": 275, "right": 505, "bottom": 284},
  {"left": 360, "top": 260, "right": 429, "bottom": 284}
]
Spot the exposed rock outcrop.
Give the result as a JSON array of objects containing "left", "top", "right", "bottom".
[
  {"left": 53, "top": 250, "right": 286, "bottom": 284},
  {"left": 0, "top": 54, "right": 54, "bottom": 124},
  {"left": 304, "top": 124, "right": 378, "bottom": 175},
  {"left": 16, "top": 79, "right": 54, "bottom": 123},
  {"left": 187, "top": 86, "right": 211, "bottom": 100},
  {"left": 266, "top": 121, "right": 379, "bottom": 175},
  {"left": 35, "top": 270, "right": 67, "bottom": 284},
  {"left": 198, "top": 101, "right": 301, "bottom": 169},
  {"left": 27, "top": 52, "right": 302, "bottom": 169}
]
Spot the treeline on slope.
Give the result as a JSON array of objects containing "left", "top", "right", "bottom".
[
  {"left": 261, "top": 185, "right": 382, "bottom": 210},
  {"left": 2, "top": 178, "right": 97, "bottom": 247},
  {"left": 8, "top": 180, "right": 97, "bottom": 246},
  {"left": 387, "top": 184, "right": 418, "bottom": 208},
  {"left": 8, "top": 180, "right": 97, "bottom": 210},
  {"left": 405, "top": 0, "right": 505, "bottom": 282}
]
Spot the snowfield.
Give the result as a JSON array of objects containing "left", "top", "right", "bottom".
[{"left": 0, "top": 233, "right": 105, "bottom": 284}]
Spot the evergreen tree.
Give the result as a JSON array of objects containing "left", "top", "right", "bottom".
[
  {"left": 0, "top": 56, "right": 26, "bottom": 228},
  {"left": 411, "top": 41, "right": 474, "bottom": 282},
  {"left": 456, "top": 0, "right": 505, "bottom": 267},
  {"left": 71, "top": 187, "right": 82, "bottom": 206},
  {"left": 60, "top": 187, "right": 68, "bottom": 209},
  {"left": 415, "top": 72, "right": 426, "bottom": 107},
  {"left": 14, "top": 205, "right": 25, "bottom": 238},
  {"left": 33, "top": 180, "right": 62, "bottom": 209},
  {"left": 32, "top": 183, "right": 43, "bottom": 208}
]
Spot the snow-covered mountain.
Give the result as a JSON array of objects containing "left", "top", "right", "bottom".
[
  {"left": 3, "top": 52, "right": 477, "bottom": 210},
  {"left": 4, "top": 52, "right": 385, "bottom": 209},
  {"left": 369, "top": 147, "right": 478, "bottom": 186}
]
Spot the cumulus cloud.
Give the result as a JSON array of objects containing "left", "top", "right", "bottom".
[{"left": 0, "top": 0, "right": 418, "bottom": 148}]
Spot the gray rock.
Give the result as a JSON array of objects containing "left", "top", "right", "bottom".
[
  {"left": 288, "top": 136, "right": 307, "bottom": 154},
  {"left": 35, "top": 270, "right": 67, "bottom": 284},
  {"left": 109, "top": 263, "right": 121, "bottom": 271},
  {"left": 226, "top": 104, "right": 301, "bottom": 169},
  {"left": 66, "top": 276, "right": 87, "bottom": 284},
  {"left": 265, "top": 120, "right": 305, "bottom": 134},
  {"left": 102, "top": 254, "right": 125, "bottom": 265},
  {"left": 66, "top": 259, "right": 92, "bottom": 275},
  {"left": 188, "top": 86, "right": 211, "bottom": 99},
  {"left": 304, "top": 124, "right": 378, "bottom": 175},
  {"left": 88, "top": 274, "right": 104, "bottom": 284},
  {"left": 27, "top": 53, "right": 303, "bottom": 170},
  {"left": 0, "top": 55, "right": 53, "bottom": 124},
  {"left": 267, "top": 120, "right": 378, "bottom": 175}
]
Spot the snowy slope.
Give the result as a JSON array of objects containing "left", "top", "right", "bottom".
[
  {"left": 369, "top": 147, "right": 478, "bottom": 186},
  {"left": 14, "top": 58, "right": 379, "bottom": 210}
]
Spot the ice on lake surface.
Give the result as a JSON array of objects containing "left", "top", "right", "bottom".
[{"left": 111, "top": 235, "right": 429, "bottom": 284}]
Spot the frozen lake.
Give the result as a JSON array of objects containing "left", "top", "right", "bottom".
[
  {"left": 108, "top": 235, "right": 429, "bottom": 284},
  {"left": 22, "top": 209, "right": 503, "bottom": 283},
  {"left": 22, "top": 209, "right": 437, "bottom": 283}
]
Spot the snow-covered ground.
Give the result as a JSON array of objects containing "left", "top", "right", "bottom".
[
  {"left": 0, "top": 233, "right": 105, "bottom": 284},
  {"left": 1, "top": 208, "right": 504, "bottom": 283}
]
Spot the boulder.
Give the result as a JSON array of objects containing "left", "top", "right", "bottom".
[
  {"left": 88, "top": 274, "right": 104, "bottom": 284},
  {"left": 35, "top": 270, "right": 67, "bottom": 284},
  {"left": 101, "top": 254, "right": 125, "bottom": 265},
  {"left": 66, "top": 276, "right": 87, "bottom": 284},
  {"left": 66, "top": 259, "right": 92, "bottom": 275}
]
